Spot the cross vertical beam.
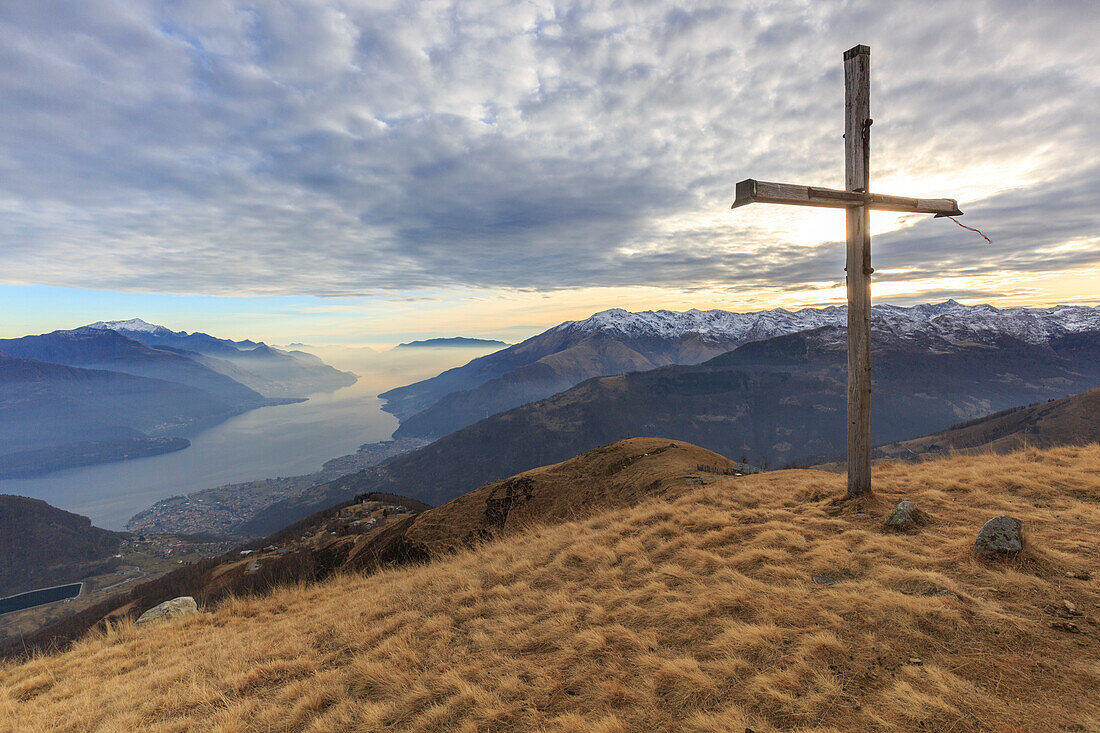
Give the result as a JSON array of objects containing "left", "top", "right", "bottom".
[
  {"left": 844, "top": 44, "right": 872, "bottom": 497},
  {"left": 729, "top": 44, "right": 963, "bottom": 500}
]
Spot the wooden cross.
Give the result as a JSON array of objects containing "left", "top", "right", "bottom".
[{"left": 730, "top": 44, "right": 964, "bottom": 498}]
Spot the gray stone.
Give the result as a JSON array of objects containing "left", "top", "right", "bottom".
[
  {"left": 135, "top": 596, "right": 199, "bottom": 627},
  {"left": 812, "top": 575, "right": 844, "bottom": 585},
  {"left": 921, "top": 588, "right": 964, "bottom": 601},
  {"left": 974, "top": 515, "right": 1023, "bottom": 559},
  {"left": 884, "top": 500, "right": 930, "bottom": 530}
]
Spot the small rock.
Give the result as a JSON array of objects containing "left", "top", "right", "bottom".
[
  {"left": 135, "top": 596, "right": 199, "bottom": 627},
  {"left": 1062, "top": 600, "right": 1079, "bottom": 616},
  {"left": 1051, "top": 620, "right": 1080, "bottom": 633},
  {"left": 908, "top": 657, "right": 923, "bottom": 665},
  {"left": 246, "top": 560, "right": 261, "bottom": 573},
  {"left": 1066, "top": 570, "right": 1092, "bottom": 581},
  {"left": 922, "top": 589, "right": 964, "bottom": 601},
  {"left": 813, "top": 575, "right": 844, "bottom": 585},
  {"left": 884, "top": 500, "right": 930, "bottom": 530},
  {"left": 974, "top": 515, "right": 1023, "bottom": 559}
]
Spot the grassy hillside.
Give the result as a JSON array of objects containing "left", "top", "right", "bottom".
[
  {"left": 3, "top": 445, "right": 1098, "bottom": 731},
  {"left": 879, "top": 388, "right": 1100, "bottom": 459},
  {"left": 8, "top": 441, "right": 729, "bottom": 655}
]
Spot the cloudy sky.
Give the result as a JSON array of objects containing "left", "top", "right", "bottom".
[{"left": 1, "top": 0, "right": 1097, "bottom": 344}]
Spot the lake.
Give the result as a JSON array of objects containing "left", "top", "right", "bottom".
[
  {"left": 1, "top": 582, "right": 83, "bottom": 615},
  {"left": 0, "top": 347, "right": 495, "bottom": 530}
]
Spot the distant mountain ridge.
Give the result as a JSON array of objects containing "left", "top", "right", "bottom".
[
  {"left": 86, "top": 319, "right": 356, "bottom": 397},
  {"left": 87, "top": 319, "right": 260, "bottom": 356},
  {"left": 384, "top": 301, "right": 1100, "bottom": 439},
  {"left": 553, "top": 301, "right": 1100, "bottom": 343},
  {"left": 0, "top": 327, "right": 266, "bottom": 406},
  {"left": 395, "top": 337, "right": 508, "bottom": 349}
]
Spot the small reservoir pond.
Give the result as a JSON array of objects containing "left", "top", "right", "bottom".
[{"left": 1, "top": 583, "right": 83, "bottom": 615}]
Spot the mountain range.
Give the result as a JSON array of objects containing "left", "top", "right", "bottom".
[
  {"left": 86, "top": 318, "right": 260, "bottom": 355},
  {"left": 385, "top": 301, "right": 1100, "bottom": 440},
  {"left": 395, "top": 337, "right": 508, "bottom": 349},
  {"left": 0, "top": 322, "right": 355, "bottom": 477},
  {"left": 247, "top": 320, "right": 1100, "bottom": 532},
  {"left": 87, "top": 319, "right": 356, "bottom": 397}
]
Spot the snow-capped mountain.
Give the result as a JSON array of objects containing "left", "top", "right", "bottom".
[
  {"left": 556, "top": 301, "right": 1100, "bottom": 346},
  {"left": 82, "top": 319, "right": 355, "bottom": 397},
  {"left": 86, "top": 319, "right": 259, "bottom": 354},
  {"left": 87, "top": 318, "right": 178, "bottom": 335},
  {"left": 384, "top": 300, "right": 1100, "bottom": 440}
]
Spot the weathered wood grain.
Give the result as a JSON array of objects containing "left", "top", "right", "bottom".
[
  {"left": 731, "top": 179, "right": 962, "bottom": 216},
  {"left": 844, "top": 44, "right": 873, "bottom": 498}
]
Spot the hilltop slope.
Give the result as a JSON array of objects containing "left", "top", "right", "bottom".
[
  {"left": 879, "top": 387, "right": 1100, "bottom": 459},
  {"left": 7, "top": 440, "right": 723, "bottom": 656},
  {"left": 345, "top": 438, "right": 736, "bottom": 564},
  {"left": 3, "top": 445, "right": 1098, "bottom": 731}
]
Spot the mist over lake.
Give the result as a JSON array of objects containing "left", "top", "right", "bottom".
[{"left": 0, "top": 346, "right": 496, "bottom": 530}]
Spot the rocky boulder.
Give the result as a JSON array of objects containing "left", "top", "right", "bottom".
[
  {"left": 884, "top": 500, "right": 930, "bottom": 530},
  {"left": 135, "top": 596, "right": 199, "bottom": 627},
  {"left": 974, "top": 515, "right": 1023, "bottom": 559}
]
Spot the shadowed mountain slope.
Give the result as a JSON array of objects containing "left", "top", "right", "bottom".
[
  {"left": 392, "top": 330, "right": 730, "bottom": 439},
  {"left": 879, "top": 387, "right": 1100, "bottom": 459},
  {"left": 219, "top": 344, "right": 356, "bottom": 397},
  {"left": 0, "top": 496, "right": 125, "bottom": 597},
  {"left": 378, "top": 326, "right": 717, "bottom": 423},
  {"left": 0, "top": 327, "right": 309, "bottom": 476},
  {"left": 4, "top": 445, "right": 1099, "bottom": 731},
  {"left": 0, "top": 354, "right": 258, "bottom": 476}
]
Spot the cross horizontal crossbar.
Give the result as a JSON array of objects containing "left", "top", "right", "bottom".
[{"left": 731, "top": 179, "right": 963, "bottom": 217}]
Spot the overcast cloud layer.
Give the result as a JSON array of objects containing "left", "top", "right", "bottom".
[{"left": 1, "top": 0, "right": 1097, "bottom": 298}]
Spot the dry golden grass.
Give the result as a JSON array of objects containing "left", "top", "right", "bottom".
[{"left": 3, "top": 445, "right": 1099, "bottom": 732}]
